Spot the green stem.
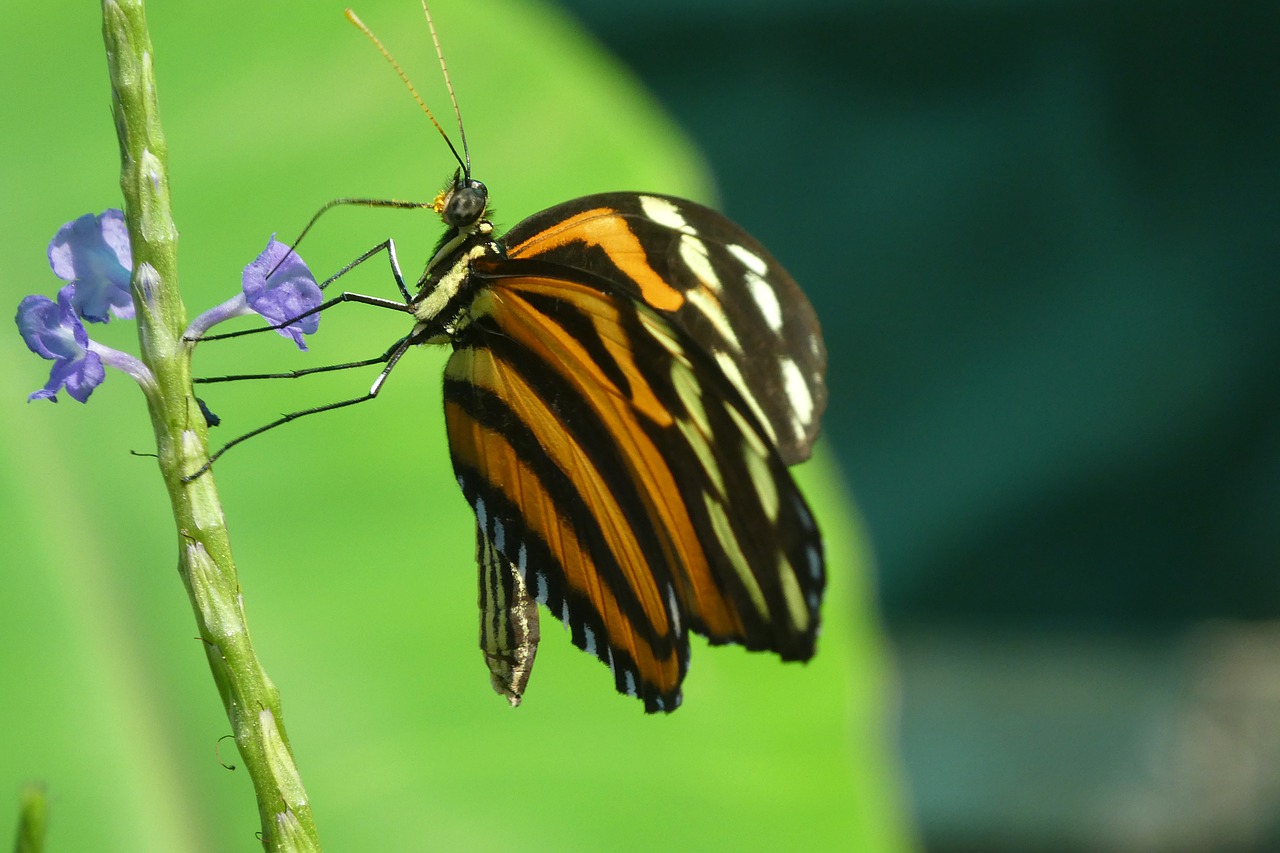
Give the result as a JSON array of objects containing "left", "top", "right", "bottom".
[{"left": 100, "top": 2, "right": 321, "bottom": 849}]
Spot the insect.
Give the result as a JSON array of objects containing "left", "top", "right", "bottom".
[{"left": 205, "top": 6, "right": 828, "bottom": 713}]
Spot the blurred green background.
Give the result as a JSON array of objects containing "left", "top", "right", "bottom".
[
  {"left": 1, "top": 1, "right": 910, "bottom": 851},
  {"left": 547, "top": 1, "right": 1280, "bottom": 850},
  {"left": 8, "top": 0, "right": 1280, "bottom": 850}
]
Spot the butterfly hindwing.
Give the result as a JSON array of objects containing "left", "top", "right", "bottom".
[{"left": 445, "top": 279, "right": 689, "bottom": 710}]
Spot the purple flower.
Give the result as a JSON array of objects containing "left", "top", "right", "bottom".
[
  {"left": 16, "top": 286, "right": 106, "bottom": 403},
  {"left": 242, "top": 237, "right": 321, "bottom": 350},
  {"left": 184, "top": 236, "right": 322, "bottom": 348},
  {"left": 48, "top": 210, "right": 134, "bottom": 323}
]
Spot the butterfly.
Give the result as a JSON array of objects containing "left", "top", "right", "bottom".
[
  {"left": 436, "top": 185, "right": 829, "bottom": 712},
  {"left": 213, "top": 8, "right": 828, "bottom": 713}
]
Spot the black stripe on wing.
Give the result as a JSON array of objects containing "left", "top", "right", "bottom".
[
  {"left": 447, "top": 381, "right": 688, "bottom": 712},
  {"left": 443, "top": 269, "right": 823, "bottom": 711}
]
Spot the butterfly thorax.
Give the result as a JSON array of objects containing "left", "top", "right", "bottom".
[{"left": 410, "top": 175, "right": 499, "bottom": 342}]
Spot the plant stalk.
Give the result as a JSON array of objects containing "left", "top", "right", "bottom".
[{"left": 101, "top": 1, "right": 321, "bottom": 849}]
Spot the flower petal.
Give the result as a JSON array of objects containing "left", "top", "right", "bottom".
[
  {"left": 16, "top": 285, "right": 106, "bottom": 403},
  {"left": 16, "top": 294, "right": 64, "bottom": 361},
  {"left": 16, "top": 286, "right": 85, "bottom": 362},
  {"left": 242, "top": 237, "right": 321, "bottom": 351},
  {"left": 48, "top": 210, "right": 135, "bottom": 323},
  {"left": 49, "top": 349, "right": 105, "bottom": 403}
]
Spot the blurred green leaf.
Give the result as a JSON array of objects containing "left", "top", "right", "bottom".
[
  {"left": 0, "top": 1, "right": 913, "bottom": 850},
  {"left": 13, "top": 784, "right": 48, "bottom": 853}
]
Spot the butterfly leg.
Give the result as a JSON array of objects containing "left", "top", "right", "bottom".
[
  {"left": 188, "top": 241, "right": 414, "bottom": 346},
  {"left": 183, "top": 333, "right": 416, "bottom": 481},
  {"left": 194, "top": 336, "right": 411, "bottom": 385},
  {"left": 320, "top": 236, "right": 413, "bottom": 304}
]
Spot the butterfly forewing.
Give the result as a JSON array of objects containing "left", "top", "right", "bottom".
[
  {"left": 442, "top": 261, "right": 823, "bottom": 712},
  {"left": 497, "top": 193, "right": 827, "bottom": 465}
]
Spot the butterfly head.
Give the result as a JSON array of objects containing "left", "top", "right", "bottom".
[{"left": 435, "top": 171, "right": 489, "bottom": 231}]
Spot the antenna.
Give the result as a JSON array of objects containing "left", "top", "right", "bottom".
[
  {"left": 421, "top": 1, "right": 470, "bottom": 176},
  {"left": 344, "top": 7, "right": 470, "bottom": 177}
]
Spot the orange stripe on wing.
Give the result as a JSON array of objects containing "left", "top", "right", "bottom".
[
  {"left": 481, "top": 276, "right": 751, "bottom": 641},
  {"left": 445, "top": 349, "right": 684, "bottom": 695},
  {"left": 504, "top": 208, "right": 686, "bottom": 313}
]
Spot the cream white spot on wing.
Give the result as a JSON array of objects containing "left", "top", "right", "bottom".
[
  {"left": 747, "top": 270, "right": 783, "bottom": 332},
  {"left": 583, "top": 624, "right": 597, "bottom": 656},
  {"left": 744, "top": 447, "right": 779, "bottom": 522},
  {"left": 778, "top": 555, "right": 811, "bottom": 632},
  {"left": 716, "top": 351, "right": 778, "bottom": 447},
  {"left": 638, "top": 309, "right": 684, "bottom": 358},
  {"left": 624, "top": 669, "right": 638, "bottom": 697},
  {"left": 686, "top": 287, "right": 741, "bottom": 351},
  {"left": 679, "top": 234, "right": 722, "bottom": 293},
  {"left": 728, "top": 404, "right": 769, "bottom": 459},
  {"left": 780, "top": 356, "right": 815, "bottom": 431},
  {"left": 704, "top": 492, "right": 769, "bottom": 619},
  {"left": 667, "top": 583, "right": 682, "bottom": 638},
  {"left": 727, "top": 243, "right": 768, "bottom": 276},
  {"left": 672, "top": 364, "right": 710, "bottom": 435},
  {"left": 639, "top": 195, "right": 689, "bottom": 232},
  {"left": 677, "top": 417, "right": 726, "bottom": 498}
]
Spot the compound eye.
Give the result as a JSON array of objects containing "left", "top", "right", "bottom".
[{"left": 444, "top": 179, "right": 488, "bottom": 228}]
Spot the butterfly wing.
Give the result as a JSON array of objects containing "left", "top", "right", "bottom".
[
  {"left": 444, "top": 267, "right": 823, "bottom": 712},
  {"left": 498, "top": 193, "right": 827, "bottom": 465}
]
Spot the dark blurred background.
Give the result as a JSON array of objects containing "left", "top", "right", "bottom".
[{"left": 553, "top": 0, "right": 1280, "bottom": 849}]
